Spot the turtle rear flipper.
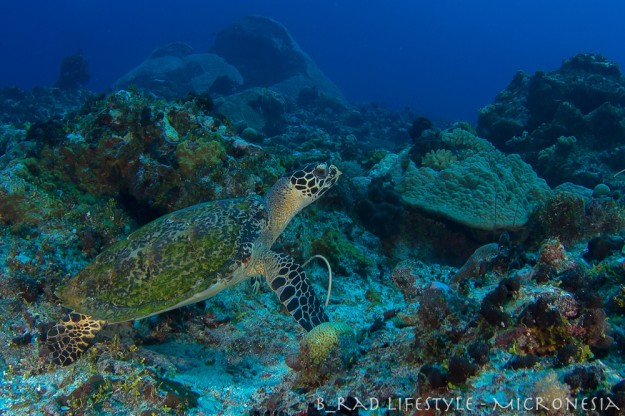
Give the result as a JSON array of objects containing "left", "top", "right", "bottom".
[
  {"left": 46, "top": 313, "right": 105, "bottom": 366},
  {"left": 263, "top": 251, "right": 329, "bottom": 331}
]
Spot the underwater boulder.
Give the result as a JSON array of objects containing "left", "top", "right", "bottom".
[
  {"left": 210, "top": 15, "right": 345, "bottom": 103},
  {"left": 116, "top": 42, "right": 243, "bottom": 99},
  {"left": 214, "top": 87, "right": 290, "bottom": 134},
  {"left": 54, "top": 54, "right": 90, "bottom": 90},
  {"left": 211, "top": 15, "right": 306, "bottom": 87}
]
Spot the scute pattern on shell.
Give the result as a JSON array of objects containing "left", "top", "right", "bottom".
[{"left": 57, "top": 196, "right": 267, "bottom": 323}]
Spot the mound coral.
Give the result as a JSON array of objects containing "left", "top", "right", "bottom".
[
  {"left": 398, "top": 144, "right": 551, "bottom": 230},
  {"left": 421, "top": 149, "right": 457, "bottom": 171},
  {"left": 286, "top": 322, "right": 357, "bottom": 386}
]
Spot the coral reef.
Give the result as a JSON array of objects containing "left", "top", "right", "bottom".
[
  {"left": 478, "top": 53, "right": 625, "bottom": 188},
  {"left": 311, "top": 228, "right": 376, "bottom": 275},
  {"left": 174, "top": 138, "right": 227, "bottom": 176},
  {"left": 0, "top": 86, "right": 93, "bottom": 125},
  {"left": 1, "top": 23, "right": 625, "bottom": 416},
  {"left": 533, "top": 186, "right": 625, "bottom": 245}
]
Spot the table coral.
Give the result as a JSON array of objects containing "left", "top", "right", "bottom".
[{"left": 398, "top": 146, "right": 551, "bottom": 230}]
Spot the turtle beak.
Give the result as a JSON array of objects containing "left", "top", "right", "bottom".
[
  {"left": 313, "top": 164, "right": 340, "bottom": 196},
  {"left": 334, "top": 165, "right": 342, "bottom": 178},
  {"left": 329, "top": 164, "right": 341, "bottom": 185}
]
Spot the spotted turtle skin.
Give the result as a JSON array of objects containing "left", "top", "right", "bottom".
[{"left": 57, "top": 196, "right": 267, "bottom": 323}]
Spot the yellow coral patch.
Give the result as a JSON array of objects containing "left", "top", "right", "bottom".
[{"left": 301, "top": 322, "right": 354, "bottom": 365}]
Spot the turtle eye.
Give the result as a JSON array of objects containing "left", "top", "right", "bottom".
[{"left": 313, "top": 165, "right": 328, "bottom": 179}]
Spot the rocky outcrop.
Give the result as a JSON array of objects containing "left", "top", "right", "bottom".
[
  {"left": 0, "top": 86, "right": 93, "bottom": 125},
  {"left": 478, "top": 53, "right": 625, "bottom": 187},
  {"left": 116, "top": 42, "right": 243, "bottom": 99},
  {"left": 210, "top": 16, "right": 346, "bottom": 132},
  {"left": 210, "top": 15, "right": 344, "bottom": 100},
  {"left": 214, "top": 87, "right": 290, "bottom": 135},
  {"left": 116, "top": 17, "right": 345, "bottom": 105}
]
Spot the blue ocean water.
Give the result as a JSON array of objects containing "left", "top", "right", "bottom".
[{"left": 2, "top": 0, "right": 625, "bottom": 122}]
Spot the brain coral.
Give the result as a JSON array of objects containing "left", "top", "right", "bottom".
[
  {"left": 300, "top": 321, "right": 356, "bottom": 366},
  {"left": 398, "top": 150, "right": 551, "bottom": 230},
  {"left": 286, "top": 321, "right": 357, "bottom": 386}
]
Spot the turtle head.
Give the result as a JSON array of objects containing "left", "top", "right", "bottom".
[
  {"left": 288, "top": 163, "right": 341, "bottom": 203},
  {"left": 264, "top": 162, "right": 340, "bottom": 242}
]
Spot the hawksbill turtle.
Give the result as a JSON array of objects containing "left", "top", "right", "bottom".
[{"left": 46, "top": 162, "right": 341, "bottom": 365}]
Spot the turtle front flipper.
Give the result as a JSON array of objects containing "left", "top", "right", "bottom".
[
  {"left": 46, "top": 313, "right": 105, "bottom": 366},
  {"left": 261, "top": 251, "right": 329, "bottom": 331}
]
